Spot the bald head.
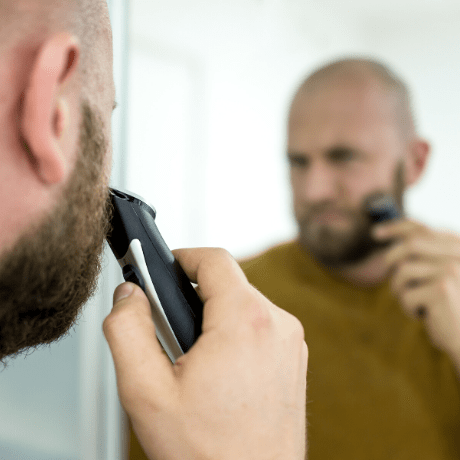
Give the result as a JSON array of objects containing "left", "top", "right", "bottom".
[
  {"left": 287, "top": 58, "right": 430, "bottom": 267},
  {"left": 0, "top": 0, "right": 111, "bottom": 97},
  {"left": 0, "top": 0, "right": 110, "bottom": 41},
  {"left": 291, "top": 58, "right": 416, "bottom": 140}
]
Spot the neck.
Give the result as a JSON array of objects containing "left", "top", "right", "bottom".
[{"left": 327, "top": 250, "right": 390, "bottom": 287}]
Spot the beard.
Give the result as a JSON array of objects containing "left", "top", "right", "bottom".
[
  {"left": 296, "top": 162, "right": 404, "bottom": 268},
  {"left": 0, "top": 102, "right": 112, "bottom": 364}
]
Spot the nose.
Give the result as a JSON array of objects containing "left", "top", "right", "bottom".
[{"left": 295, "top": 160, "right": 338, "bottom": 203}]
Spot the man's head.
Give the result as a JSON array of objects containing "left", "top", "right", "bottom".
[
  {"left": 0, "top": 0, "right": 115, "bottom": 363},
  {"left": 287, "top": 58, "right": 430, "bottom": 267}
]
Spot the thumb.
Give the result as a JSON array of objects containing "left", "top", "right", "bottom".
[{"left": 103, "top": 282, "right": 176, "bottom": 413}]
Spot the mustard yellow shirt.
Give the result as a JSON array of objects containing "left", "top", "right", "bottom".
[{"left": 240, "top": 240, "right": 460, "bottom": 459}]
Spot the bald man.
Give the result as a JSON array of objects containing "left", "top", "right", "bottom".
[
  {"left": 0, "top": 1, "right": 307, "bottom": 459},
  {"left": 237, "top": 59, "right": 460, "bottom": 459}
]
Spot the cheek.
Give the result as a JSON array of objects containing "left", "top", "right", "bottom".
[
  {"left": 291, "top": 198, "right": 305, "bottom": 221},
  {"left": 289, "top": 173, "right": 301, "bottom": 207},
  {"left": 290, "top": 171, "right": 305, "bottom": 202},
  {"left": 342, "top": 162, "right": 399, "bottom": 204}
]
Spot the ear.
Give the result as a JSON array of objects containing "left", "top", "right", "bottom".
[
  {"left": 21, "top": 33, "right": 80, "bottom": 184},
  {"left": 404, "top": 138, "right": 431, "bottom": 187}
]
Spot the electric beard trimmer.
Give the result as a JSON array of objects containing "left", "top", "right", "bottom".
[
  {"left": 365, "top": 193, "right": 401, "bottom": 223},
  {"left": 106, "top": 188, "right": 203, "bottom": 363},
  {"left": 364, "top": 193, "right": 426, "bottom": 317}
]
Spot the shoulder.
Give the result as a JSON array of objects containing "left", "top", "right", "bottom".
[{"left": 238, "top": 240, "right": 299, "bottom": 278}]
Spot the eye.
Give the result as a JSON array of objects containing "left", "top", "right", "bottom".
[
  {"left": 328, "top": 147, "right": 357, "bottom": 163},
  {"left": 288, "top": 153, "right": 309, "bottom": 169}
]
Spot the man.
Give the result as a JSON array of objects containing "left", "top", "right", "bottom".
[
  {"left": 239, "top": 58, "right": 460, "bottom": 459},
  {"left": 0, "top": 1, "right": 308, "bottom": 459}
]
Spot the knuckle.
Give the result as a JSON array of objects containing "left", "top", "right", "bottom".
[
  {"left": 102, "top": 305, "right": 141, "bottom": 338},
  {"left": 210, "top": 247, "right": 233, "bottom": 262},
  {"left": 239, "top": 288, "right": 276, "bottom": 333},
  {"left": 204, "top": 247, "right": 239, "bottom": 275},
  {"left": 234, "top": 288, "right": 307, "bottom": 347},
  {"left": 102, "top": 311, "right": 119, "bottom": 337},
  {"left": 248, "top": 299, "right": 273, "bottom": 332}
]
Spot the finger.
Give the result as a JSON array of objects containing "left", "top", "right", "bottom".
[
  {"left": 383, "top": 240, "right": 412, "bottom": 272},
  {"left": 103, "top": 282, "right": 176, "bottom": 412},
  {"left": 173, "top": 247, "right": 278, "bottom": 333},
  {"left": 172, "top": 247, "right": 249, "bottom": 304},
  {"left": 391, "top": 260, "right": 441, "bottom": 296},
  {"left": 384, "top": 236, "right": 460, "bottom": 270},
  {"left": 373, "top": 219, "right": 427, "bottom": 240},
  {"left": 397, "top": 281, "right": 435, "bottom": 320}
]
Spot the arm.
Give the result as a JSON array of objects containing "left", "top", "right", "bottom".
[{"left": 103, "top": 247, "right": 308, "bottom": 460}]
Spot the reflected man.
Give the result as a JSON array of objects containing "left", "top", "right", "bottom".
[{"left": 241, "top": 58, "right": 460, "bottom": 459}]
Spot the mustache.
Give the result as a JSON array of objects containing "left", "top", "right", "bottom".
[{"left": 301, "top": 203, "right": 362, "bottom": 221}]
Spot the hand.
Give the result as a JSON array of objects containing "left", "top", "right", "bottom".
[
  {"left": 374, "top": 219, "right": 460, "bottom": 366},
  {"left": 103, "top": 248, "right": 308, "bottom": 460}
]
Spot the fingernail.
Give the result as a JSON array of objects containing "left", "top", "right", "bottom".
[{"left": 113, "top": 282, "right": 134, "bottom": 304}]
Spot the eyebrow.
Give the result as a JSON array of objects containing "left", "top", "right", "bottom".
[
  {"left": 287, "top": 151, "right": 306, "bottom": 158},
  {"left": 327, "top": 146, "right": 354, "bottom": 155},
  {"left": 287, "top": 145, "right": 366, "bottom": 161},
  {"left": 325, "top": 145, "right": 366, "bottom": 157}
]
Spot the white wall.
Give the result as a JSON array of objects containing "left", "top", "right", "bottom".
[
  {"left": 124, "top": 0, "right": 460, "bottom": 261},
  {"left": 347, "top": 11, "right": 460, "bottom": 231}
]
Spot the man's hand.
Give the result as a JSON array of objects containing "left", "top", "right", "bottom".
[
  {"left": 374, "top": 220, "right": 460, "bottom": 369},
  {"left": 103, "top": 248, "right": 308, "bottom": 460}
]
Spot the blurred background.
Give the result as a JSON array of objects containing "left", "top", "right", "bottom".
[
  {"left": 125, "top": 0, "right": 460, "bottom": 257},
  {"left": 0, "top": 0, "right": 459, "bottom": 459}
]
